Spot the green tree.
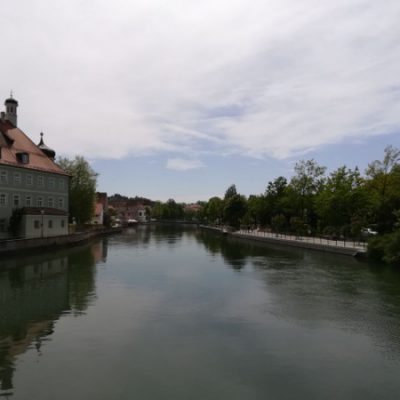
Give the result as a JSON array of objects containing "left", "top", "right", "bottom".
[
  {"left": 246, "top": 195, "right": 266, "bottom": 227},
  {"left": 315, "top": 166, "right": 370, "bottom": 237},
  {"left": 205, "top": 196, "right": 224, "bottom": 224},
  {"left": 264, "top": 176, "right": 289, "bottom": 225},
  {"left": 366, "top": 146, "right": 400, "bottom": 233},
  {"left": 224, "top": 184, "right": 237, "bottom": 200},
  {"left": 58, "top": 156, "right": 98, "bottom": 224},
  {"left": 290, "top": 159, "right": 326, "bottom": 229},
  {"left": 223, "top": 194, "right": 247, "bottom": 229}
]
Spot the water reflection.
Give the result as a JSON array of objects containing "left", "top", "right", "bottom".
[
  {"left": 198, "top": 230, "right": 400, "bottom": 358},
  {"left": 114, "top": 224, "right": 197, "bottom": 249},
  {"left": 1, "top": 228, "right": 400, "bottom": 399},
  {"left": 197, "top": 230, "right": 306, "bottom": 270},
  {"left": 0, "top": 240, "right": 106, "bottom": 395}
]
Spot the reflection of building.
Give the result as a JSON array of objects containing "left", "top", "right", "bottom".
[
  {"left": 0, "top": 96, "right": 69, "bottom": 239},
  {"left": 0, "top": 257, "right": 69, "bottom": 392},
  {"left": 0, "top": 241, "right": 104, "bottom": 394}
]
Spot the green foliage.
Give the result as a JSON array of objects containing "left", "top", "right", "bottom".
[
  {"left": 383, "top": 231, "right": 400, "bottom": 265},
  {"left": 58, "top": 156, "right": 98, "bottom": 224},
  {"left": 8, "top": 208, "right": 24, "bottom": 237},
  {"left": 365, "top": 146, "right": 400, "bottom": 233},
  {"left": 368, "top": 232, "right": 400, "bottom": 265},
  {"left": 199, "top": 147, "right": 400, "bottom": 265},
  {"left": 204, "top": 197, "right": 224, "bottom": 224},
  {"left": 271, "top": 214, "right": 286, "bottom": 232},
  {"left": 150, "top": 199, "right": 184, "bottom": 220},
  {"left": 315, "top": 166, "right": 370, "bottom": 236},
  {"left": 224, "top": 184, "right": 237, "bottom": 199},
  {"left": 223, "top": 194, "right": 247, "bottom": 229}
]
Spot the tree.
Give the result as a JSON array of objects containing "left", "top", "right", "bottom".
[
  {"left": 290, "top": 159, "right": 326, "bottom": 228},
  {"left": 8, "top": 208, "right": 24, "bottom": 237},
  {"left": 205, "top": 196, "right": 224, "bottom": 224},
  {"left": 246, "top": 195, "right": 266, "bottom": 227},
  {"left": 366, "top": 146, "right": 400, "bottom": 232},
  {"left": 58, "top": 156, "right": 98, "bottom": 224},
  {"left": 315, "top": 166, "right": 370, "bottom": 237},
  {"left": 224, "top": 184, "right": 237, "bottom": 200},
  {"left": 223, "top": 194, "right": 247, "bottom": 229}
]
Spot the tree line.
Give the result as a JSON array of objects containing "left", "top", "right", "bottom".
[
  {"left": 59, "top": 147, "right": 400, "bottom": 265},
  {"left": 197, "top": 146, "right": 400, "bottom": 265}
]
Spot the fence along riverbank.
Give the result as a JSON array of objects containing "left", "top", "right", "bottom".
[{"left": 200, "top": 225, "right": 367, "bottom": 257}]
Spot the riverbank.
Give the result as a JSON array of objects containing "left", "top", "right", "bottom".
[
  {"left": 200, "top": 225, "right": 367, "bottom": 257},
  {"left": 0, "top": 227, "right": 122, "bottom": 256}
]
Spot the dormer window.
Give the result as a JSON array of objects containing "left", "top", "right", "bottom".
[{"left": 16, "top": 152, "right": 29, "bottom": 164}]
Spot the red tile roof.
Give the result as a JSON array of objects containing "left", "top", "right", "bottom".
[{"left": 0, "top": 121, "right": 69, "bottom": 176}]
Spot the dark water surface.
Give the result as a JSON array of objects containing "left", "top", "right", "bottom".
[{"left": 1, "top": 226, "right": 400, "bottom": 399}]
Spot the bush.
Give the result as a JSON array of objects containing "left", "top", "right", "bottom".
[
  {"left": 367, "top": 235, "right": 386, "bottom": 261},
  {"left": 383, "top": 231, "right": 400, "bottom": 265},
  {"left": 367, "top": 232, "right": 400, "bottom": 266}
]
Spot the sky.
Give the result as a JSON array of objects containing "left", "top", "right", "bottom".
[{"left": 1, "top": 0, "right": 400, "bottom": 202}]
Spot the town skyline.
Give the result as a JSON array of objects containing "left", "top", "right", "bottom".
[{"left": 2, "top": 0, "right": 400, "bottom": 202}]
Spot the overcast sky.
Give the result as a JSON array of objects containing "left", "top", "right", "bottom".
[{"left": 2, "top": 0, "right": 400, "bottom": 201}]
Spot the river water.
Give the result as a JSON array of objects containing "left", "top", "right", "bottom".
[{"left": 1, "top": 225, "right": 400, "bottom": 399}]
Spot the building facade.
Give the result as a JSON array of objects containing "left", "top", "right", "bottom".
[{"left": 0, "top": 96, "right": 69, "bottom": 239}]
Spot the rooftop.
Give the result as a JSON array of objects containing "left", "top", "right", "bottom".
[{"left": 0, "top": 121, "right": 68, "bottom": 176}]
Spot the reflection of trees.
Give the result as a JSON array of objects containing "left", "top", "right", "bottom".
[
  {"left": 197, "top": 229, "right": 400, "bottom": 357},
  {"left": 117, "top": 224, "right": 197, "bottom": 249},
  {"left": 197, "top": 231, "right": 305, "bottom": 271},
  {"left": 68, "top": 246, "right": 97, "bottom": 314},
  {"left": 197, "top": 232, "right": 247, "bottom": 270},
  {"left": 0, "top": 241, "right": 103, "bottom": 394}
]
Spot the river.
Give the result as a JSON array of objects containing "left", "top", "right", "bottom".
[{"left": 1, "top": 225, "right": 400, "bottom": 399}]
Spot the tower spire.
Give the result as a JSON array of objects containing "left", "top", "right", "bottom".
[{"left": 4, "top": 94, "right": 18, "bottom": 126}]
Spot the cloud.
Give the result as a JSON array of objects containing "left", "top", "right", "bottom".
[
  {"left": 1, "top": 0, "right": 400, "bottom": 161},
  {"left": 166, "top": 158, "right": 205, "bottom": 171}
]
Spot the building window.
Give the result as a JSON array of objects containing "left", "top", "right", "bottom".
[
  {"left": 59, "top": 179, "right": 65, "bottom": 190},
  {"left": 0, "top": 193, "right": 7, "bottom": 206},
  {"left": 58, "top": 198, "right": 64, "bottom": 208},
  {"left": 38, "top": 176, "right": 44, "bottom": 187},
  {"left": 26, "top": 196, "right": 32, "bottom": 206},
  {"left": 49, "top": 178, "right": 55, "bottom": 189},
  {"left": 37, "top": 196, "right": 44, "bottom": 207},
  {"left": 26, "top": 174, "right": 33, "bottom": 186},
  {"left": 13, "top": 194, "right": 20, "bottom": 207},
  {"left": 16, "top": 152, "right": 29, "bottom": 164},
  {"left": 14, "top": 173, "right": 21, "bottom": 185},
  {"left": 61, "top": 219, "right": 65, "bottom": 228},
  {"left": 0, "top": 170, "right": 7, "bottom": 184},
  {"left": 34, "top": 220, "right": 40, "bottom": 229},
  {"left": 48, "top": 220, "right": 53, "bottom": 229},
  {"left": 48, "top": 197, "right": 54, "bottom": 207},
  {"left": 0, "top": 218, "right": 6, "bottom": 232}
]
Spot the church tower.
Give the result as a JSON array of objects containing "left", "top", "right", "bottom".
[{"left": 5, "top": 93, "right": 18, "bottom": 126}]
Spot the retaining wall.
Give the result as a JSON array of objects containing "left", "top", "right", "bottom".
[
  {"left": 0, "top": 228, "right": 121, "bottom": 255},
  {"left": 199, "top": 225, "right": 366, "bottom": 257}
]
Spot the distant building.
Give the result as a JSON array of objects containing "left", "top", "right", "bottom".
[
  {"left": 0, "top": 95, "right": 69, "bottom": 239},
  {"left": 108, "top": 195, "right": 150, "bottom": 224},
  {"left": 92, "top": 192, "right": 108, "bottom": 225}
]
